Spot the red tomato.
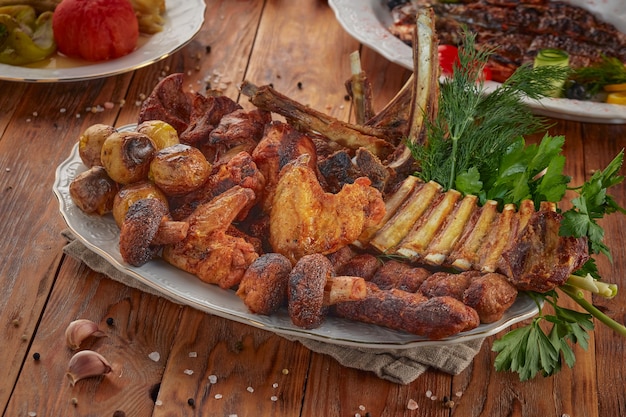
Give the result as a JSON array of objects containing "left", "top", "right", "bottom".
[
  {"left": 438, "top": 45, "right": 459, "bottom": 76},
  {"left": 438, "top": 44, "right": 493, "bottom": 81},
  {"left": 52, "top": 0, "right": 139, "bottom": 61}
]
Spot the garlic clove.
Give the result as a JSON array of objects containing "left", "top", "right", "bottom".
[
  {"left": 66, "top": 350, "right": 113, "bottom": 386},
  {"left": 65, "top": 319, "right": 106, "bottom": 350}
]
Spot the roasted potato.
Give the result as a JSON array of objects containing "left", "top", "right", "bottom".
[
  {"left": 112, "top": 180, "right": 169, "bottom": 228},
  {"left": 69, "top": 166, "right": 119, "bottom": 215},
  {"left": 136, "top": 120, "right": 180, "bottom": 150},
  {"left": 78, "top": 124, "right": 116, "bottom": 168},
  {"left": 149, "top": 144, "right": 211, "bottom": 196},
  {"left": 101, "top": 131, "right": 156, "bottom": 184}
]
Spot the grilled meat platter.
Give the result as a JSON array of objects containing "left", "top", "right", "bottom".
[{"left": 66, "top": 9, "right": 621, "bottom": 348}]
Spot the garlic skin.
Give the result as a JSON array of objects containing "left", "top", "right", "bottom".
[
  {"left": 66, "top": 350, "right": 113, "bottom": 386},
  {"left": 65, "top": 319, "right": 106, "bottom": 350}
]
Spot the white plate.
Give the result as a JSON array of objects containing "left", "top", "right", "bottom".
[
  {"left": 0, "top": 0, "right": 205, "bottom": 83},
  {"left": 53, "top": 128, "right": 539, "bottom": 348},
  {"left": 328, "top": 0, "right": 626, "bottom": 124}
]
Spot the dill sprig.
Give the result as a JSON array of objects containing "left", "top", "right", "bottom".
[
  {"left": 408, "top": 30, "right": 569, "bottom": 199},
  {"left": 571, "top": 55, "right": 626, "bottom": 93}
]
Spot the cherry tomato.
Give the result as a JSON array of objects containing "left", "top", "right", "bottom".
[{"left": 438, "top": 44, "right": 492, "bottom": 81}]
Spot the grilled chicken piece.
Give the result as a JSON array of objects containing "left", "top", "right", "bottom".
[
  {"left": 269, "top": 154, "right": 385, "bottom": 264},
  {"left": 334, "top": 282, "right": 480, "bottom": 340},
  {"left": 208, "top": 108, "right": 271, "bottom": 165},
  {"left": 169, "top": 151, "right": 266, "bottom": 221},
  {"left": 251, "top": 121, "right": 318, "bottom": 212},
  {"left": 138, "top": 73, "right": 195, "bottom": 134},
  {"left": 180, "top": 94, "right": 242, "bottom": 154},
  {"left": 162, "top": 186, "right": 259, "bottom": 289}
]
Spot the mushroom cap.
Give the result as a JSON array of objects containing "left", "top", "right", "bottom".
[
  {"left": 236, "top": 253, "right": 292, "bottom": 315},
  {"left": 288, "top": 253, "right": 333, "bottom": 329},
  {"left": 119, "top": 198, "right": 168, "bottom": 266}
]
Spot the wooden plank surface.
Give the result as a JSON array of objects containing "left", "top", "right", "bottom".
[{"left": 1, "top": 1, "right": 625, "bottom": 416}]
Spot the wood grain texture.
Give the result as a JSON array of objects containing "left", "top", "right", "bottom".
[{"left": 1, "top": 1, "right": 626, "bottom": 416}]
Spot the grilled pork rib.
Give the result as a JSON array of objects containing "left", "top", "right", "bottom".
[{"left": 358, "top": 176, "right": 589, "bottom": 293}]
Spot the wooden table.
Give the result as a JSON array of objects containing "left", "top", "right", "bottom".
[{"left": 1, "top": 1, "right": 625, "bottom": 416}]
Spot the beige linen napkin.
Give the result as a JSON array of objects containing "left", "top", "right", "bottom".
[{"left": 62, "top": 230, "right": 484, "bottom": 384}]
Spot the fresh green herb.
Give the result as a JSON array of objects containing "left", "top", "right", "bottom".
[
  {"left": 571, "top": 55, "right": 626, "bottom": 94},
  {"left": 409, "top": 29, "right": 569, "bottom": 199},
  {"left": 561, "top": 150, "right": 626, "bottom": 261},
  {"left": 492, "top": 290, "right": 593, "bottom": 381},
  {"left": 484, "top": 134, "right": 570, "bottom": 208},
  {"left": 408, "top": 30, "right": 626, "bottom": 381}
]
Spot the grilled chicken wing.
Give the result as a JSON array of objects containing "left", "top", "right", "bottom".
[
  {"left": 269, "top": 154, "right": 386, "bottom": 264},
  {"left": 162, "top": 186, "right": 259, "bottom": 289}
]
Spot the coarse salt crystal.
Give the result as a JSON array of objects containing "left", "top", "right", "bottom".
[
  {"left": 155, "top": 400, "right": 163, "bottom": 406},
  {"left": 455, "top": 391, "right": 463, "bottom": 398},
  {"left": 228, "top": 415, "right": 238, "bottom": 417},
  {"left": 60, "top": 108, "right": 66, "bottom": 113},
  {"left": 430, "top": 396, "right": 438, "bottom": 401},
  {"left": 188, "top": 351, "right": 197, "bottom": 358},
  {"left": 407, "top": 399, "right": 418, "bottom": 410},
  {"left": 148, "top": 351, "right": 160, "bottom": 362},
  {"left": 28, "top": 412, "right": 36, "bottom": 417},
  {"left": 272, "top": 383, "right": 278, "bottom": 388},
  {"left": 359, "top": 405, "right": 365, "bottom": 411},
  {"left": 214, "top": 394, "right": 222, "bottom": 400},
  {"left": 208, "top": 374, "right": 218, "bottom": 384},
  {"left": 425, "top": 390, "right": 432, "bottom": 398},
  {"left": 270, "top": 396, "right": 278, "bottom": 402},
  {"left": 183, "top": 369, "right": 194, "bottom": 375},
  {"left": 247, "top": 386, "right": 254, "bottom": 393}
]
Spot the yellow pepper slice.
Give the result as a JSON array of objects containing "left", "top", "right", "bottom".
[
  {"left": 604, "top": 83, "right": 626, "bottom": 93},
  {"left": 606, "top": 92, "right": 626, "bottom": 105}
]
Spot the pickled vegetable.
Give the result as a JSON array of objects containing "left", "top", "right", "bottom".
[{"left": 0, "top": 6, "right": 56, "bottom": 65}]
